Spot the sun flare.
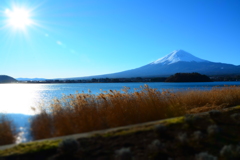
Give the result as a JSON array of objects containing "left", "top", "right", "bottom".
[{"left": 5, "top": 7, "right": 32, "bottom": 29}]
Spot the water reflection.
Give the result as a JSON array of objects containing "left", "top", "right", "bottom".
[
  {"left": 6, "top": 113, "right": 32, "bottom": 143},
  {"left": 0, "top": 84, "right": 45, "bottom": 115}
]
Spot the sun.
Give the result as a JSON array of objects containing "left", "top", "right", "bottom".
[{"left": 5, "top": 7, "right": 33, "bottom": 29}]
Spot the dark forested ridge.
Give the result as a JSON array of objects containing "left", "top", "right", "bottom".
[
  {"left": 0, "top": 75, "right": 18, "bottom": 83},
  {"left": 165, "top": 72, "right": 213, "bottom": 82}
]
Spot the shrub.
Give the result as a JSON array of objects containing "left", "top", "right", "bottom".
[
  {"left": 207, "top": 125, "right": 220, "bottom": 136},
  {"left": 185, "top": 114, "right": 204, "bottom": 126},
  {"left": 192, "top": 131, "right": 204, "bottom": 141},
  {"left": 220, "top": 144, "right": 240, "bottom": 159},
  {"left": 230, "top": 113, "right": 240, "bottom": 124},
  {"left": 0, "top": 114, "right": 16, "bottom": 145},
  {"left": 209, "top": 110, "right": 221, "bottom": 118},
  {"left": 115, "top": 147, "right": 133, "bottom": 160},
  {"left": 195, "top": 152, "right": 217, "bottom": 160},
  {"left": 148, "top": 139, "right": 165, "bottom": 151},
  {"left": 58, "top": 138, "right": 80, "bottom": 154},
  {"left": 154, "top": 124, "right": 168, "bottom": 139},
  {"left": 177, "top": 132, "right": 188, "bottom": 144}
]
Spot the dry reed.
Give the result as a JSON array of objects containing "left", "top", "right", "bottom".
[
  {"left": 30, "top": 85, "right": 240, "bottom": 140},
  {"left": 0, "top": 114, "right": 16, "bottom": 145}
]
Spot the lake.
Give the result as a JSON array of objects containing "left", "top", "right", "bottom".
[
  {"left": 1, "top": 81, "right": 240, "bottom": 143},
  {"left": 1, "top": 81, "right": 240, "bottom": 115}
]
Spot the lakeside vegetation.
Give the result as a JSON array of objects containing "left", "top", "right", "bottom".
[
  {"left": 165, "top": 72, "right": 213, "bottom": 82},
  {"left": 1, "top": 73, "right": 240, "bottom": 84},
  {"left": 1, "top": 85, "right": 240, "bottom": 146},
  {"left": 0, "top": 114, "right": 16, "bottom": 145},
  {"left": 31, "top": 85, "right": 240, "bottom": 140},
  {"left": 17, "top": 74, "right": 240, "bottom": 83}
]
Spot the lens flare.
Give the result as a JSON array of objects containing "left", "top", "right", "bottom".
[{"left": 5, "top": 7, "right": 33, "bottom": 29}]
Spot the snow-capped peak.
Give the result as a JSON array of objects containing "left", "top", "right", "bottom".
[{"left": 151, "top": 50, "right": 208, "bottom": 65}]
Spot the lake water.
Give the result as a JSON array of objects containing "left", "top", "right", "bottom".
[
  {"left": 1, "top": 81, "right": 240, "bottom": 115},
  {"left": 1, "top": 81, "right": 240, "bottom": 143}
]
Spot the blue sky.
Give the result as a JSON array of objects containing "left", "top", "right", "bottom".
[{"left": 0, "top": 0, "right": 240, "bottom": 79}]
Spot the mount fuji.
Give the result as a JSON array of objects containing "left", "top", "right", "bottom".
[
  {"left": 71, "top": 50, "right": 240, "bottom": 79},
  {"left": 150, "top": 50, "right": 208, "bottom": 65}
]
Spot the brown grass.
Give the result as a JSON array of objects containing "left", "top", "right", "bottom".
[
  {"left": 0, "top": 114, "right": 16, "bottom": 145},
  {"left": 30, "top": 85, "right": 240, "bottom": 140}
]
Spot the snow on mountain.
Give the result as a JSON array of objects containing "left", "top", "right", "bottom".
[{"left": 151, "top": 50, "right": 208, "bottom": 65}]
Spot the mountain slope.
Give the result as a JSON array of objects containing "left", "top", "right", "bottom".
[
  {"left": 0, "top": 75, "right": 18, "bottom": 83},
  {"left": 66, "top": 50, "right": 240, "bottom": 79}
]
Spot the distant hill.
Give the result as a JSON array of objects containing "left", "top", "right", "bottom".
[
  {"left": 0, "top": 75, "right": 18, "bottom": 83},
  {"left": 16, "top": 78, "right": 47, "bottom": 81},
  {"left": 63, "top": 50, "right": 240, "bottom": 80},
  {"left": 165, "top": 72, "right": 213, "bottom": 82}
]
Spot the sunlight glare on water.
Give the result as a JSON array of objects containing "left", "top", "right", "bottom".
[{"left": 0, "top": 84, "right": 44, "bottom": 115}]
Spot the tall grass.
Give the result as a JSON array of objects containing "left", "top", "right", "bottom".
[
  {"left": 30, "top": 85, "right": 240, "bottom": 140},
  {"left": 0, "top": 114, "right": 16, "bottom": 145}
]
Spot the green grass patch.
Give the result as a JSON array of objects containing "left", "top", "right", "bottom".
[{"left": 0, "top": 140, "right": 60, "bottom": 156}]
